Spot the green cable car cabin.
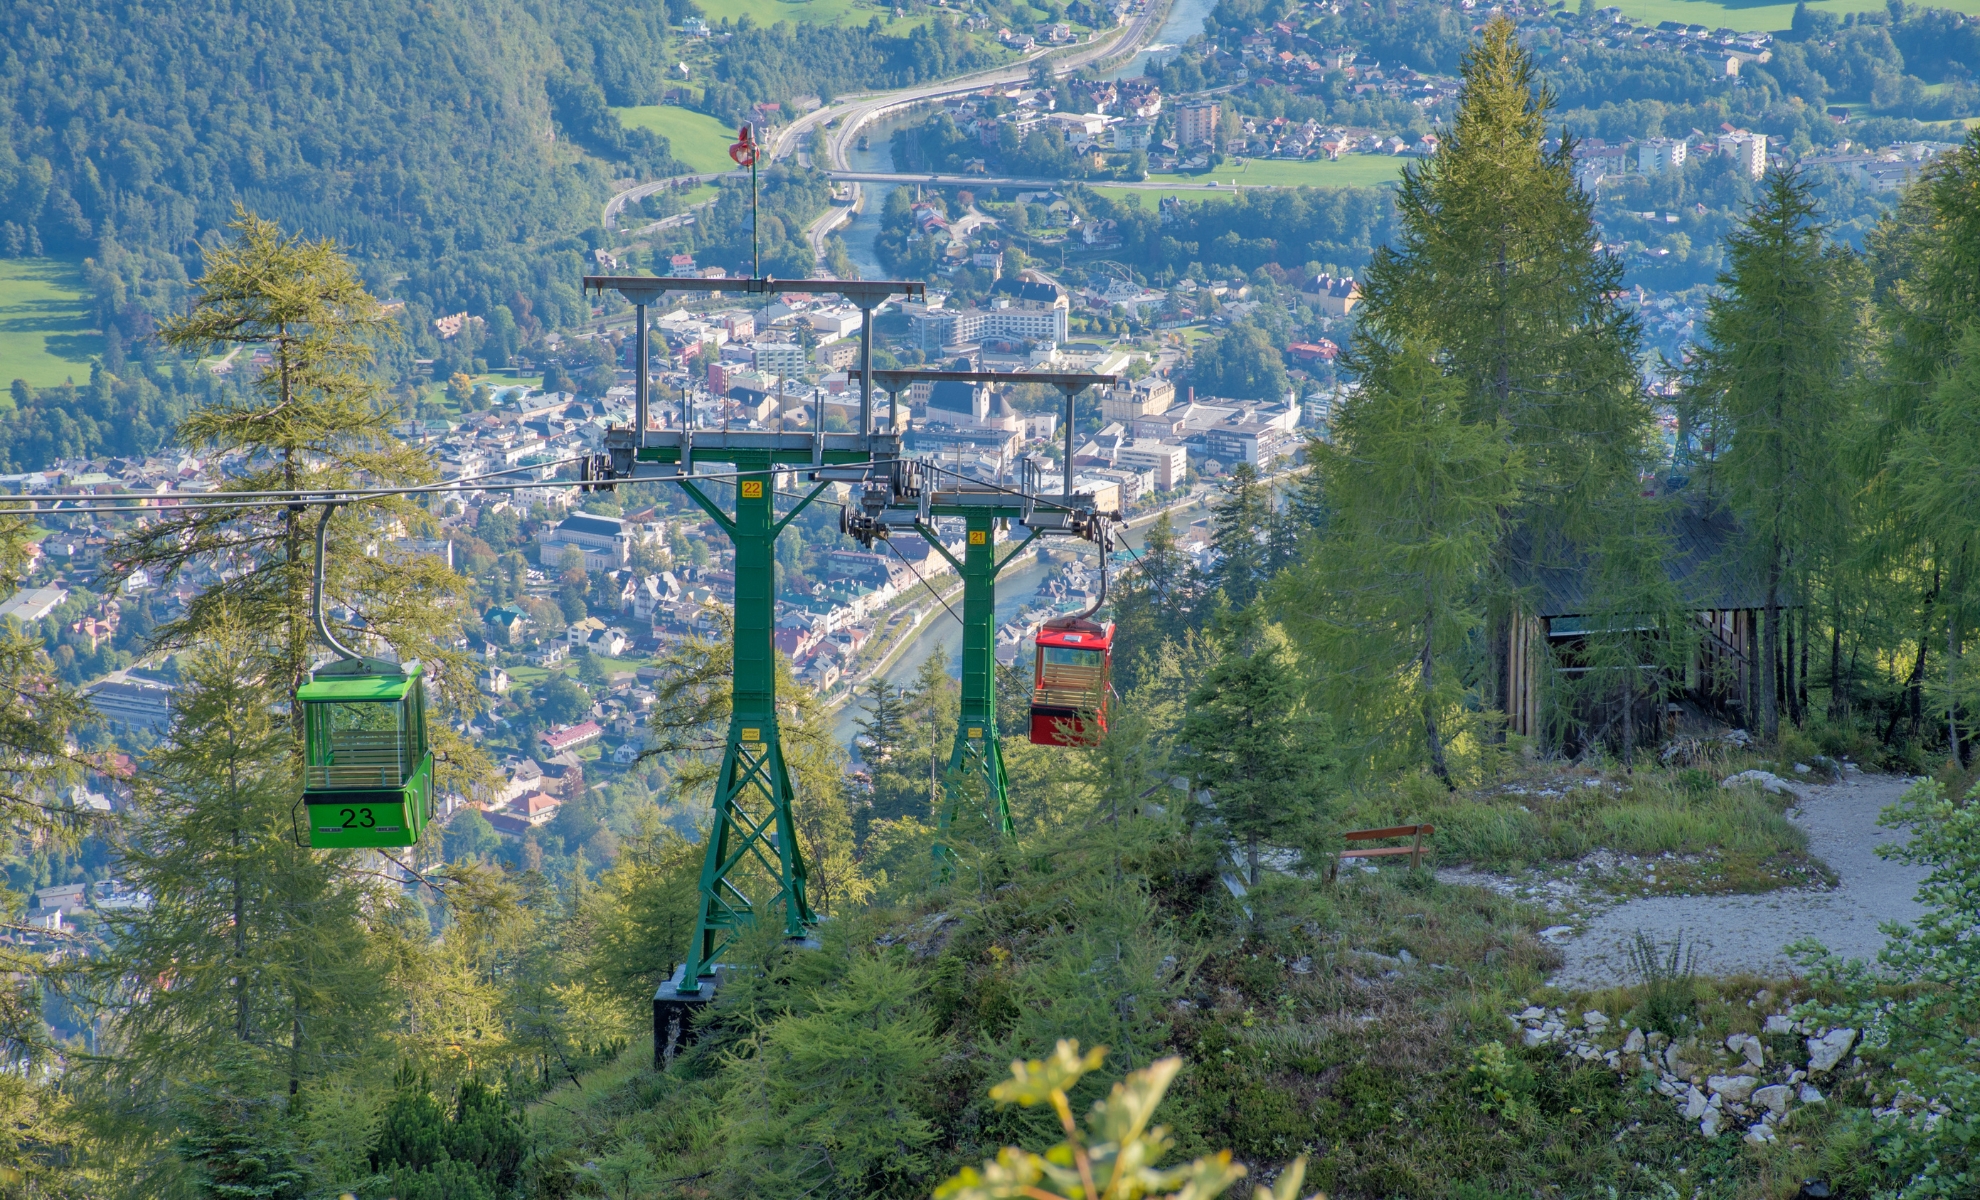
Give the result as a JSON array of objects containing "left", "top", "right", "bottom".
[{"left": 300, "top": 659, "right": 433, "bottom": 848}]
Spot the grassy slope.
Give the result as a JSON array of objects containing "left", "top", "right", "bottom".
[
  {"left": 615, "top": 107, "right": 748, "bottom": 174},
  {"left": 695, "top": 0, "right": 874, "bottom": 26},
  {"left": 524, "top": 758, "right": 1860, "bottom": 1199},
  {"left": 0, "top": 258, "right": 101, "bottom": 388}
]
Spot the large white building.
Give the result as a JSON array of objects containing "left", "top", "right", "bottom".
[
  {"left": 910, "top": 281, "right": 1070, "bottom": 350},
  {"left": 750, "top": 341, "right": 807, "bottom": 378},
  {"left": 1638, "top": 137, "right": 1688, "bottom": 175},
  {"left": 1717, "top": 129, "right": 1768, "bottom": 179}
]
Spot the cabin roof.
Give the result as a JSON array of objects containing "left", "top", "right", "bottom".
[{"left": 1512, "top": 503, "right": 1769, "bottom": 618}]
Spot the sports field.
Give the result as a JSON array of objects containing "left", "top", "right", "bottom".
[
  {"left": 0, "top": 258, "right": 100, "bottom": 389},
  {"left": 616, "top": 106, "right": 747, "bottom": 175},
  {"left": 1607, "top": 0, "right": 1980, "bottom": 31},
  {"left": 1173, "top": 155, "right": 1407, "bottom": 188}
]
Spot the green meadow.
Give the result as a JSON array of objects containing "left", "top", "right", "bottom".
[{"left": 0, "top": 258, "right": 101, "bottom": 389}]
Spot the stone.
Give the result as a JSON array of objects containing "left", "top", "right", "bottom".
[
  {"left": 1539, "top": 925, "right": 1574, "bottom": 941},
  {"left": 1726, "top": 1033, "right": 1765, "bottom": 1068},
  {"left": 1721, "top": 769, "right": 1802, "bottom": 799},
  {"left": 1577, "top": 1042, "right": 1602, "bottom": 1061},
  {"left": 1523, "top": 1027, "right": 1548, "bottom": 1048},
  {"left": 1799, "top": 1084, "right": 1825, "bottom": 1105},
  {"left": 1700, "top": 1108, "right": 1722, "bottom": 1138},
  {"left": 1398, "top": 948, "right": 1416, "bottom": 965},
  {"left": 1665, "top": 1047, "right": 1694, "bottom": 1078},
  {"left": 1806, "top": 1028, "right": 1858, "bottom": 1073},
  {"left": 1683, "top": 1087, "right": 1709, "bottom": 1120},
  {"left": 1709, "top": 1075, "right": 1759, "bottom": 1103},
  {"left": 1604, "top": 1050, "right": 1620, "bottom": 1069},
  {"left": 1623, "top": 1028, "right": 1646, "bottom": 1054},
  {"left": 1518, "top": 1006, "right": 1546, "bottom": 1022},
  {"left": 1752, "top": 1085, "right": 1792, "bottom": 1115},
  {"left": 1646, "top": 1031, "right": 1669, "bottom": 1051},
  {"left": 1764, "top": 1015, "right": 1794, "bottom": 1035},
  {"left": 1583, "top": 1010, "right": 1610, "bottom": 1028},
  {"left": 1744, "top": 1121, "right": 1778, "bottom": 1145}
]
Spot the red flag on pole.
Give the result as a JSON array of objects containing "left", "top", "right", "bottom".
[{"left": 729, "top": 125, "right": 757, "bottom": 167}]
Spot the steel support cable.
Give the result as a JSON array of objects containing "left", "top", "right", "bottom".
[{"left": 879, "top": 534, "right": 963, "bottom": 627}]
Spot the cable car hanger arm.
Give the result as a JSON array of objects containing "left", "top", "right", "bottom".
[{"left": 313, "top": 502, "right": 363, "bottom": 664}]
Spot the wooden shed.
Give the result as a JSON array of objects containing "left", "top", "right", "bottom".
[{"left": 1504, "top": 505, "right": 1771, "bottom": 750}]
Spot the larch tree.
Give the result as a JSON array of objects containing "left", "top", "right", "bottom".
[
  {"left": 1687, "top": 168, "right": 1864, "bottom": 741},
  {"left": 100, "top": 207, "right": 481, "bottom": 789},
  {"left": 91, "top": 648, "right": 396, "bottom": 1186},
  {"left": 1347, "top": 15, "right": 1646, "bottom": 730},
  {"left": 1280, "top": 342, "right": 1520, "bottom": 787},
  {"left": 1866, "top": 133, "right": 1980, "bottom": 754}
]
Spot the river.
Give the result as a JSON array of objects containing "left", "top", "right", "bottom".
[{"left": 827, "top": 497, "right": 1208, "bottom": 747}]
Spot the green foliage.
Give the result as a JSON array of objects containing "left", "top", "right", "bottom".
[
  {"left": 1280, "top": 341, "right": 1519, "bottom": 785},
  {"left": 368, "top": 1069, "right": 529, "bottom": 1200},
  {"left": 1464, "top": 1041, "right": 1533, "bottom": 1122},
  {"left": 1191, "top": 323, "right": 1291, "bottom": 405},
  {"left": 173, "top": 1057, "right": 308, "bottom": 1200},
  {"left": 1624, "top": 931, "right": 1701, "bottom": 1037},
  {"left": 720, "top": 957, "right": 942, "bottom": 1198},
  {"left": 937, "top": 1040, "right": 1312, "bottom": 1200},
  {"left": 1178, "top": 612, "right": 1332, "bottom": 883},
  {"left": 1686, "top": 167, "right": 1865, "bottom": 740}
]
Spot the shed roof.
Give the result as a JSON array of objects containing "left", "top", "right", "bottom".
[{"left": 1511, "top": 503, "right": 1768, "bottom": 618}]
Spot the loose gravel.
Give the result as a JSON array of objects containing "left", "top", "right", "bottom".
[{"left": 1546, "top": 773, "right": 1929, "bottom": 989}]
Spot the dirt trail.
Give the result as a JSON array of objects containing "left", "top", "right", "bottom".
[{"left": 1547, "top": 772, "right": 1929, "bottom": 990}]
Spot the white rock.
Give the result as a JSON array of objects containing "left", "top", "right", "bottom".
[
  {"left": 1523, "top": 1027, "right": 1548, "bottom": 1048},
  {"left": 1646, "top": 1031, "right": 1669, "bottom": 1050},
  {"left": 1539, "top": 925, "right": 1574, "bottom": 941},
  {"left": 1709, "top": 1075, "right": 1759, "bottom": 1103},
  {"left": 1519, "top": 1006, "right": 1546, "bottom": 1022},
  {"left": 1577, "top": 1043, "right": 1602, "bottom": 1061},
  {"left": 1793, "top": 762, "right": 1811, "bottom": 775},
  {"left": 1726, "top": 1033, "right": 1765, "bottom": 1068},
  {"left": 1700, "top": 1108, "right": 1722, "bottom": 1138},
  {"left": 1763, "top": 1015, "right": 1794, "bottom": 1035},
  {"left": 1623, "top": 1028, "right": 1646, "bottom": 1054},
  {"left": 1721, "top": 769, "right": 1801, "bottom": 799},
  {"left": 1583, "top": 1010, "right": 1610, "bottom": 1028},
  {"left": 1807, "top": 1028, "right": 1858, "bottom": 1073},
  {"left": 1798, "top": 1084, "right": 1825, "bottom": 1105},
  {"left": 1604, "top": 1050, "right": 1620, "bottom": 1069},
  {"left": 1752, "top": 1084, "right": 1792, "bottom": 1115},
  {"left": 1683, "top": 1087, "right": 1709, "bottom": 1120},
  {"left": 1743, "top": 1122, "right": 1777, "bottom": 1145}
]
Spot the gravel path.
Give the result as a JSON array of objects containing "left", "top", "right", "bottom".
[{"left": 1547, "top": 773, "right": 1931, "bottom": 990}]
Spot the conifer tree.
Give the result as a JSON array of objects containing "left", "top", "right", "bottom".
[
  {"left": 1202, "top": 462, "right": 1272, "bottom": 608},
  {"left": 101, "top": 207, "right": 479, "bottom": 782},
  {"left": 1347, "top": 15, "right": 1645, "bottom": 725},
  {"left": 1864, "top": 133, "right": 1980, "bottom": 749},
  {"left": 1280, "top": 343, "right": 1520, "bottom": 786},
  {"left": 1176, "top": 610, "right": 1328, "bottom": 883},
  {"left": 1111, "top": 511, "right": 1193, "bottom": 694},
  {"left": 93, "top": 647, "right": 396, "bottom": 1119},
  {"left": 1687, "top": 169, "right": 1864, "bottom": 740}
]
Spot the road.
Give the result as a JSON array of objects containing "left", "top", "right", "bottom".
[
  {"left": 825, "top": 169, "right": 1267, "bottom": 191},
  {"left": 606, "top": 0, "right": 1173, "bottom": 260}
]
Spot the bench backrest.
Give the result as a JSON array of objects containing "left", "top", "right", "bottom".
[{"left": 1343, "top": 824, "right": 1434, "bottom": 842}]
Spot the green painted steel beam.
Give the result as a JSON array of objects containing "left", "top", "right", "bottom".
[
  {"left": 921, "top": 512, "right": 1041, "bottom": 865},
  {"left": 674, "top": 450, "right": 817, "bottom": 994}
]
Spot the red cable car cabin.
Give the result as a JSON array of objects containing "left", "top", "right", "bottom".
[{"left": 1029, "top": 616, "right": 1114, "bottom": 746}]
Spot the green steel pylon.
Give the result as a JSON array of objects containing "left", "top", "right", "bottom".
[
  {"left": 919, "top": 509, "right": 1042, "bottom": 864},
  {"left": 672, "top": 452, "right": 839, "bottom": 991}
]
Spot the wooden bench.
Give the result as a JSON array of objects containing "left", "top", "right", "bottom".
[{"left": 1329, "top": 824, "right": 1435, "bottom": 880}]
